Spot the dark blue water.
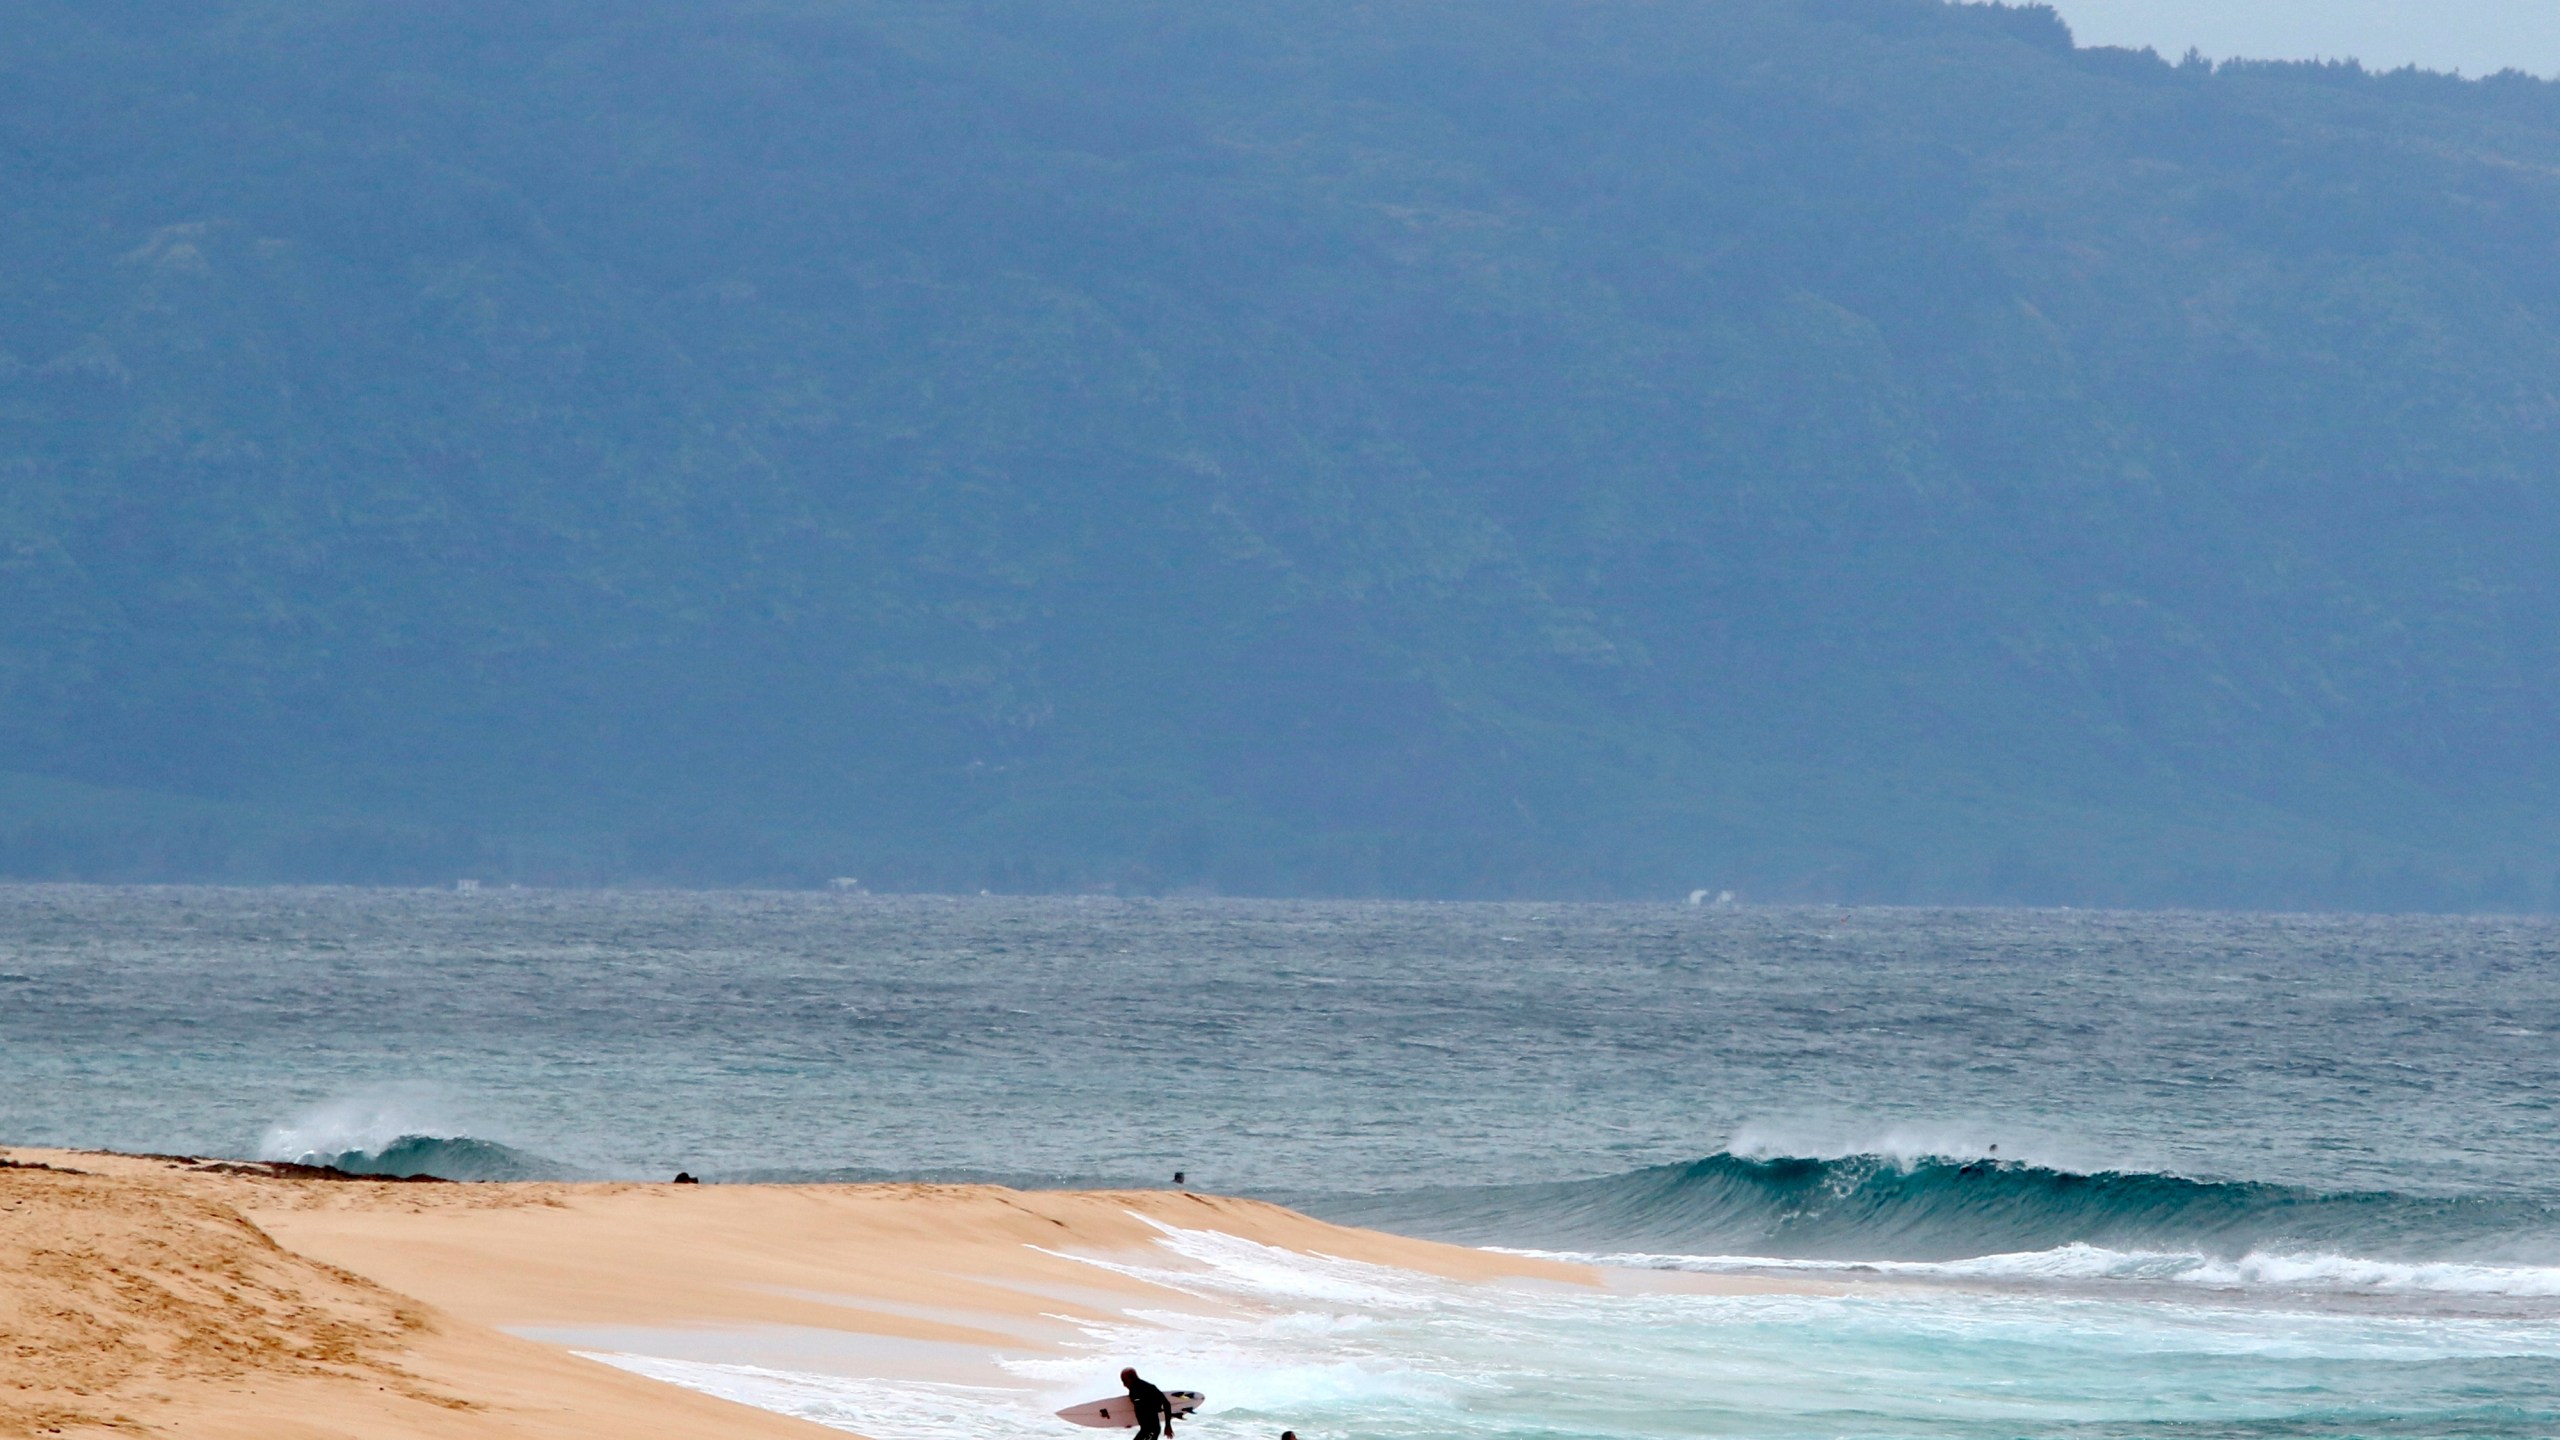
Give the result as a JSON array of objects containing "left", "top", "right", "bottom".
[
  {"left": 6, "top": 888, "right": 2556, "bottom": 1196},
  {"left": 8, "top": 886, "right": 2560, "bottom": 1434}
]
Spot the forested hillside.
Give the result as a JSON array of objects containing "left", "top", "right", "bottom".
[{"left": 6, "top": 0, "right": 2560, "bottom": 906}]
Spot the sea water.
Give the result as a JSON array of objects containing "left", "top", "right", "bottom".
[{"left": 6, "top": 887, "right": 2559, "bottom": 1436}]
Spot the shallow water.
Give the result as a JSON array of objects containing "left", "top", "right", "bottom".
[
  {"left": 573, "top": 1220, "right": 2560, "bottom": 1439},
  {"left": 6, "top": 887, "right": 2560, "bottom": 1434}
]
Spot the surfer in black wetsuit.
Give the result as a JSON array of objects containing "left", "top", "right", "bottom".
[{"left": 1121, "top": 1367, "right": 1174, "bottom": 1440}]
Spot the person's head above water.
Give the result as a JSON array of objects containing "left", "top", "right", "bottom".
[{"left": 1121, "top": 1368, "right": 1140, "bottom": 1385}]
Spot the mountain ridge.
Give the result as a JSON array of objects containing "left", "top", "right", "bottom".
[{"left": 5, "top": 0, "right": 2560, "bottom": 906}]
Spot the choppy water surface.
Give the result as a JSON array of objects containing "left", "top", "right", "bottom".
[{"left": 7, "top": 886, "right": 2560, "bottom": 1435}]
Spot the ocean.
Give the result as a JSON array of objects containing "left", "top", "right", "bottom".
[{"left": 7, "top": 886, "right": 2559, "bottom": 1436}]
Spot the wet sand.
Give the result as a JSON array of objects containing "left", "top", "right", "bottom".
[{"left": 0, "top": 1147, "right": 1797, "bottom": 1438}]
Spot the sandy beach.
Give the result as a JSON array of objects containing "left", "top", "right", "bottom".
[{"left": 1, "top": 1148, "right": 1802, "bottom": 1439}]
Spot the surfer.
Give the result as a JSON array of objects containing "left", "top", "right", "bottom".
[{"left": 1120, "top": 1368, "right": 1174, "bottom": 1440}]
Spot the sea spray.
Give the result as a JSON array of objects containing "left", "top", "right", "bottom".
[
  {"left": 260, "top": 1093, "right": 565, "bottom": 1179},
  {"left": 290, "top": 1133, "right": 560, "bottom": 1181},
  {"left": 259, "top": 1092, "right": 464, "bottom": 1164}
]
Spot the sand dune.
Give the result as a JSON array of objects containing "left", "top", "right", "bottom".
[{"left": 1, "top": 1149, "right": 1603, "bottom": 1439}]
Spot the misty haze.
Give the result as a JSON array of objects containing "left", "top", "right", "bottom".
[
  {"left": 12, "top": 8, "right": 2560, "bottom": 1438},
  {"left": 8, "top": 0, "right": 2560, "bottom": 908}
]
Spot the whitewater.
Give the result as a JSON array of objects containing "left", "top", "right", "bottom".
[{"left": 7, "top": 887, "right": 2560, "bottom": 1434}]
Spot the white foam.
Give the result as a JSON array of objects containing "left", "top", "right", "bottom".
[
  {"left": 579, "top": 1355, "right": 1032, "bottom": 1440},
  {"left": 1002, "top": 1219, "right": 1521, "bottom": 1420},
  {"left": 579, "top": 1221, "right": 1489, "bottom": 1440},
  {"left": 577, "top": 1220, "right": 2560, "bottom": 1440},
  {"left": 1503, "top": 1241, "right": 2560, "bottom": 1298},
  {"left": 1035, "top": 1215, "right": 1450, "bottom": 1311},
  {"left": 1720, "top": 1117, "right": 2113, "bottom": 1173},
  {"left": 256, "top": 1088, "right": 469, "bottom": 1162}
]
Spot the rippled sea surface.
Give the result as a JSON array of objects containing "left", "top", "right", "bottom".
[{"left": 9, "top": 886, "right": 2560, "bottom": 1436}]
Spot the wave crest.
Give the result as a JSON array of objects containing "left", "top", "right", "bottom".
[
  {"left": 1327, "top": 1152, "right": 2560, "bottom": 1267},
  {"left": 278, "top": 1133, "right": 559, "bottom": 1181},
  {"left": 258, "top": 1094, "right": 568, "bottom": 1181}
]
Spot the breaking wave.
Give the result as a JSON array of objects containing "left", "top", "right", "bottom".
[
  {"left": 277, "top": 1132, "right": 561, "bottom": 1181},
  {"left": 1324, "top": 1152, "right": 2560, "bottom": 1271},
  {"left": 258, "top": 1097, "right": 566, "bottom": 1180}
]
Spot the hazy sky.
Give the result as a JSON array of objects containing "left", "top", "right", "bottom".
[{"left": 2049, "top": 0, "right": 2560, "bottom": 76}]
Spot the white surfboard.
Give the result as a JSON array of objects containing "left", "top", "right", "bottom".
[{"left": 1056, "top": 1391, "right": 1205, "bottom": 1428}]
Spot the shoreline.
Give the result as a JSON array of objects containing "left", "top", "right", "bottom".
[{"left": 2, "top": 1147, "right": 1811, "bottom": 1438}]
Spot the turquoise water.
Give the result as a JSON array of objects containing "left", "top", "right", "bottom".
[
  {"left": 6, "top": 888, "right": 2560, "bottom": 1434},
  {"left": 576, "top": 1220, "right": 2560, "bottom": 1438},
  {"left": 1061, "top": 1225, "right": 2560, "bottom": 1439}
]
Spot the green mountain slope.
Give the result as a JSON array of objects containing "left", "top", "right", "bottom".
[{"left": 5, "top": 0, "right": 2560, "bottom": 905}]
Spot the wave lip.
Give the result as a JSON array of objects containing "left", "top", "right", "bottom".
[
  {"left": 270, "top": 1133, "right": 560, "bottom": 1181},
  {"left": 258, "top": 1094, "right": 570, "bottom": 1181},
  {"left": 1326, "top": 1151, "right": 2560, "bottom": 1270}
]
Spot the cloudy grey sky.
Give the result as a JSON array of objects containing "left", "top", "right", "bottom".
[{"left": 2049, "top": 0, "right": 2560, "bottom": 76}]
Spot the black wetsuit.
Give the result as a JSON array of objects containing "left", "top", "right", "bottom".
[{"left": 1126, "top": 1377, "right": 1173, "bottom": 1440}]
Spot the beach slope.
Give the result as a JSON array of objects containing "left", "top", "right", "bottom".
[{"left": 0, "top": 1151, "right": 1589, "bottom": 1438}]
